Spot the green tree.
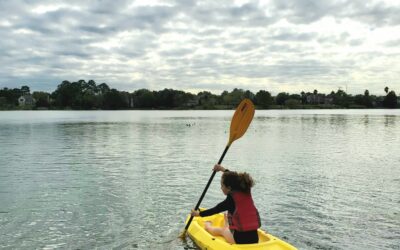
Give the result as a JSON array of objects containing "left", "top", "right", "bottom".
[
  {"left": 0, "top": 88, "right": 22, "bottom": 106},
  {"left": 383, "top": 91, "right": 398, "bottom": 108},
  {"left": 289, "top": 94, "right": 301, "bottom": 101},
  {"left": 81, "top": 80, "right": 102, "bottom": 109},
  {"left": 0, "top": 96, "right": 6, "bottom": 108},
  {"left": 10, "top": 88, "right": 23, "bottom": 106},
  {"left": 21, "top": 85, "right": 30, "bottom": 95},
  {"left": 133, "top": 89, "right": 156, "bottom": 108},
  {"left": 102, "top": 89, "right": 128, "bottom": 109},
  {"left": 332, "top": 90, "right": 349, "bottom": 107},
  {"left": 285, "top": 99, "right": 301, "bottom": 109},
  {"left": 354, "top": 94, "right": 365, "bottom": 107},
  {"left": 173, "top": 90, "right": 192, "bottom": 108},
  {"left": 52, "top": 80, "right": 82, "bottom": 108},
  {"left": 32, "top": 91, "right": 50, "bottom": 108},
  {"left": 98, "top": 83, "right": 110, "bottom": 94},
  {"left": 222, "top": 88, "right": 245, "bottom": 106},
  {"left": 243, "top": 90, "right": 255, "bottom": 101},
  {"left": 363, "top": 89, "right": 373, "bottom": 108},
  {"left": 197, "top": 91, "right": 217, "bottom": 108},
  {"left": 86, "top": 80, "right": 98, "bottom": 93},
  {"left": 275, "top": 92, "right": 290, "bottom": 105},
  {"left": 81, "top": 91, "right": 97, "bottom": 109},
  {"left": 156, "top": 89, "right": 175, "bottom": 108},
  {"left": 300, "top": 91, "right": 307, "bottom": 104},
  {"left": 255, "top": 90, "right": 272, "bottom": 108}
]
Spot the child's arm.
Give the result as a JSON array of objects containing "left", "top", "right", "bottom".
[
  {"left": 191, "top": 196, "right": 231, "bottom": 217},
  {"left": 195, "top": 195, "right": 234, "bottom": 217}
]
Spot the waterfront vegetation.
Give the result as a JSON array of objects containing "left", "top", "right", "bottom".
[{"left": 0, "top": 80, "right": 398, "bottom": 110}]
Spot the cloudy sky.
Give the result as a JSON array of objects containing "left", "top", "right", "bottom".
[{"left": 1, "top": 0, "right": 399, "bottom": 95}]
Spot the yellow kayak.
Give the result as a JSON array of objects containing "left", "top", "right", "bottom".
[{"left": 186, "top": 211, "right": 297, "bottom": 250}]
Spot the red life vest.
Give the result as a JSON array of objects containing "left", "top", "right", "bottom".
[{"left": 228, "top": 192, "right": 261, "bottom": 232}]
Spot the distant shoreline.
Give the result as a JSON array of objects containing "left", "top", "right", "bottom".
[
  {"left": 1, "top": 105, "right": 398, "bottom": 111},
  {"left": 2, "top": 81, "right": 399, "bottom": 110}
]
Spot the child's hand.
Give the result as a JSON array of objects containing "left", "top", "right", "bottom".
[
  {"left": 213, "top": 164, "right": 226, "bottom": 172},
  {"left": 191, "top": 209, "right": 200, "bottom": 217}
]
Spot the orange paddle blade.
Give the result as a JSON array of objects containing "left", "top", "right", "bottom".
[{"left": 228, "top": 99, "right": 255, "bottom": 146}]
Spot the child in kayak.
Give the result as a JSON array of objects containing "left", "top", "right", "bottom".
[{"left": 191, "top": 164, "right": 261, "bottom": 244}]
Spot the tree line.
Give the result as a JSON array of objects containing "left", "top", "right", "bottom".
[{"left": 0, "top": 80, "right": 398, "bottom": 110}]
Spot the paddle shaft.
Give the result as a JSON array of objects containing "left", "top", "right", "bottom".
[{"left": 184, "top": 144, "right": 231, "bottom": 231}]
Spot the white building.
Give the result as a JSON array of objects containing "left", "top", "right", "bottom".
[{"left": 18, "top": 95, "right": 36, "bottom": 106}]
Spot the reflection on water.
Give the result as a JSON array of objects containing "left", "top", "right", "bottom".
[
  {"left": 0, "top": 110, "right": 399, "bottom": 250},
  {"left": 384, "top": 115, "right": 396, "bottom": 127}
]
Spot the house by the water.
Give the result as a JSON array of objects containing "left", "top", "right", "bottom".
[{"left": 18, "top": 95, "right": 36, "bottom": 106}]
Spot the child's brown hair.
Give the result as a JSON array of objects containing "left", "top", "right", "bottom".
[{"left": 222, "top": 171, "right": 254, "bottom": 193}]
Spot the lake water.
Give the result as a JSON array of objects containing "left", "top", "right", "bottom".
[{"left": 0, "top": 110, "right": 399, "bottom": 250}]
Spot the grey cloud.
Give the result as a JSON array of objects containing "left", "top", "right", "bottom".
[
  {"left": 189, "top": 37, "right": 219, "bottom": 50},
  {"left": 172, "top": 81, "right": 260, "bottom": 93},
  {"left": 54, "top": 49, "right": 93, "bottom": 59},
  {"left": 238, "top": 59, "right": 334, "bottom": 79},
  {"left": 0, "top": 0, "right": 30, "bottom": 16},
  {"left": 271, "top": 0, "right": 400, "bottom": 26},
  {"left": 317, "top": 32, "right": 364, "bottom": 47},
  {"left": 159, "top": 48, "right": 194, "bottom": 57},
  {"left": 7, "top": 3, "right": 177, "bottom": 37},
  {"left": 86, "top": 0, "right": 132, "bottom": 14},
  {"left": 112, "top": 80, "right": 151, "bottom": 92},
  {"left": 349, "top": 39, "right": 363, "bottom": 46},
  {"left": 147, "top": 57, "right": 344, "bottom": 93},
  {"left": 267, "top": 44, "right": 309, "bottom": 53},
  {"left": 9, "top": 8, "right": 82, "bottom": 36},
  {"left": 183, "top": 1, "right": 277, "bottom": 28},
  {"left": 271, "top": 0, "right": 341, "bottom": 24},
  {"left": 115, "top": 33, "right": 159, "bottom": 59},
  {"left": 223, "top": 40, "right": 263, "bottom": 53},
  {"left": 0, "top": 0, "right": 398, "bottom": 94},
  {"left": 384, "top": 39, "right": 400, "bottom": 47},
  {"left": 186, "top": 29, "right": 268, "bottom": 54},
  {"left": 79, "top": 25, "right": 119, "bottom": 35},
  {"left": 345, "top": 1, "right": 400, "bottom": 26},
  {"left": 271, "top": 31, "right": 318, "bottom": 42},
  {"left": 155, "top": 52, "right": 336, "bottom": 83},
  {"left": 196, "top": 28, "right": 224, "bottom": 37},
  {"left": 121, "top": 5, "right": 177, "bottom": 33}
]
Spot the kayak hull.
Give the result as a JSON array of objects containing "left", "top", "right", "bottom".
[{"left": 186, "top": 211, "right": 297, "bottom": 250}]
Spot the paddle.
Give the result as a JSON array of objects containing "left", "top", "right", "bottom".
[{"left": 181, "top": 98, "right": 255, "bottom": 238}]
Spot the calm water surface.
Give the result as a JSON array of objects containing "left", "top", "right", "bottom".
[{"left": 0, "top": 110, "right": 399, "bottom": 250}]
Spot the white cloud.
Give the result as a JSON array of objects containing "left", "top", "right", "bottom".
[{"left": 0, "top": 0, "right": 399, "bottom": 95}]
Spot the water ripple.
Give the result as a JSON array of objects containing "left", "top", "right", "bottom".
[{"left": 1, "top": 110, "right": 399, "bottom": 249}]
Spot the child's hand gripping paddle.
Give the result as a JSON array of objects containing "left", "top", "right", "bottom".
[{"left": 180, "top": 99, "right": 255, "bottom": 238}]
